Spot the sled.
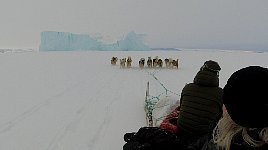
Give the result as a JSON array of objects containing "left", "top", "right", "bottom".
[
  {"left": 144, "top": 81, "right": 153, "bottom": 127},
  {"left": 144, "top": 81, "right": 180, "bottom": 127}
]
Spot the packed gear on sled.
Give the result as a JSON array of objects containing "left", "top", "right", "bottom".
[
  {"left": 123, "top": 127, "right": 216, "bottom": 150},
  {"left": 159, "top": 106, "right": 180, "bottom": 134}
]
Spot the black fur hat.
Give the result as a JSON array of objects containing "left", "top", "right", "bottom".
[{"left": 223, "top": 66, "right": 268, "bottom": 128}]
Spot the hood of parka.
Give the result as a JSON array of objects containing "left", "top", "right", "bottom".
[{"left": 193, "top": 70, "right": 219, "bottom": 87}]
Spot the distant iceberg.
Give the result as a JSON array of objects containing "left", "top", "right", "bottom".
[{"left": 39, "top": 31, "right": 151, "bottom": 51}]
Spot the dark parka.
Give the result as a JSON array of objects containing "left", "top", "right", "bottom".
[{"left": 177, "top": 70, "right": 223, "bottom": 139}]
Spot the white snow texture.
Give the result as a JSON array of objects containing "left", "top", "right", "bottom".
[{"left": 0, "top": 49, "right": 267, "bottom": 150}]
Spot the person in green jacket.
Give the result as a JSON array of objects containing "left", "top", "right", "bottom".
[{"left": 177, "top": 60, "right": 223, "bottom": 140}]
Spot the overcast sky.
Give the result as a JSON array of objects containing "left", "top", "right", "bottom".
[{"left": 0, "top": 0, "right": 268, "bottom": 51}]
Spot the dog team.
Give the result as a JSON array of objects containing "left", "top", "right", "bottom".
[{"left": 111, "top": 56, "right": 179, "bottom": 69}]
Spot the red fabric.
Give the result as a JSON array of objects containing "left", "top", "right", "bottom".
[{"left": 159, "top": 106, "right": 180, "bottom": 134}]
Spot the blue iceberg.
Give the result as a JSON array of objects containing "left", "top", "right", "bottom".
[{"left": 39, "top": 31, "right": 151, "bottom": 51}]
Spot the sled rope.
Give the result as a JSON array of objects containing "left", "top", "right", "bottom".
[{"left": 146, "top": 70, "right": 179, "bottom": 96}]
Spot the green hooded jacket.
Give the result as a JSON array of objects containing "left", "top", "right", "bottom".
[{"left": 177, "top": 70, "right": 223, "bottom": 139}]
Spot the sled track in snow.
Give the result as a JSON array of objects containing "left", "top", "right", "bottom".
[
  {"left": 87, "top": 70, "right": 130, "bottom": 149},
  {"left": 0, "top": 81, "right": 84, "bottom": 135},
  {"left": 0, "top": 66, "right": 108, "bottom": 135},
  {"left": 46, "top": 70, "right": 120, "bottom": 150}
]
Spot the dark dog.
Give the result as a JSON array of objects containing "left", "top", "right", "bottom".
[
  {"left": 164, "top": 58, "right": 170, "bottom": 68},
  {"left": 157, "top": 59, "right": 163, "bottom": 68},
  {"left": 127, "top": 56, "right": 132, "bottom": 68},
  {"left": 172, "top": 59, "right": 179, "bottom": 68},
  {"left": 147, "top": 57, "right": 152, "bottom": 68},
  {"left": 111, "top": 57, "right": 118, "bottom": 65},
  {"left": 139, "top": 58, "right": 145, "bottom": 68}
]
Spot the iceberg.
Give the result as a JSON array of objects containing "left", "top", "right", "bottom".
[
  {"left": 39, "top": 31, "right": 151, "bottom": 51},
  {"left": 117, "top": 32, "right": 151, "bottom": 51}
]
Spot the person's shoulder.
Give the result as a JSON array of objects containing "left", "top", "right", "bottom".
[
  {"left": 208, "top": 86, "right": 223, "bottom": 95},
  {"left": 181, "top": 83, "right": 197, "bottom": 92},
  {"left": 231, "top": 131, "right": 268, "bottom": 150},
  {"left": 182, "top": 83, "right": 194, "bottom": 89}
]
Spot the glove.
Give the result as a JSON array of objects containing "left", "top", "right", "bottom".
[
  {"left": 135, "top": 127, "right": 179, "bottom": 145},
  {"left": 124, "top": 132, "right": 137, "bottom": 142},
  {"left": 124, "top": 127, "right": 182, "bottom": 150},
  {"left": 123, "top": 142, "right": 152, "bottom": 150}
]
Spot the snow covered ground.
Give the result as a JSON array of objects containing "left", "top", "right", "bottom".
[{"left": 0, "top": 49, "right": 267, "bottom": 150}]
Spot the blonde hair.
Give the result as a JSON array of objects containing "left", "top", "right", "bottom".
[{"left": 213, "top": 112, "right": 268, "bottom": 150}]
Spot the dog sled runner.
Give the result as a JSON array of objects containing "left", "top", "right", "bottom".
[{"left": 144, "top": 81, "right": 154, "bottom": 127}]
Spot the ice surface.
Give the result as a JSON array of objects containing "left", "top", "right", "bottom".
[
  {"left": 39, "top": 31, "right": 151, "bottom": 51},
  {"left": 0, "top": 49, "right": 267, "bottom": 149}
]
